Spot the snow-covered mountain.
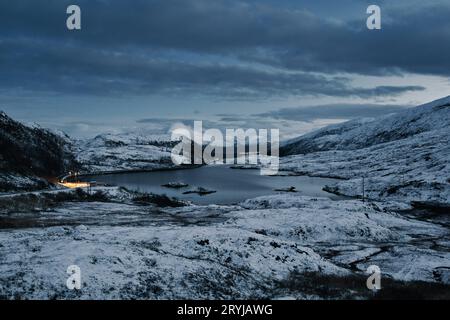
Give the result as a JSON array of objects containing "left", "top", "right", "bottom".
[
  {"left": 76, "top": 132, "right": 176, "bottom": 173},
  {"left": 280, "top": 96, "right": 450, "bottom": 204},
  {"left": 0, "top": 112, "right": 79, "bottom": 191},
  {"left": 281, "top": 96, "right": 450, "bottom": 155}
]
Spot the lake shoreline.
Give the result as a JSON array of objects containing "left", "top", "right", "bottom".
[{"left": 75, "top": 165, "right": 345, "bottom": 205}]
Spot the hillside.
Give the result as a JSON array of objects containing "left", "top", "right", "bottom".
[
  {"left": 0, "top": 112, "right": 79, "bottom": 192},
  {"left": 75, "top": 132, "right": 175, "bottom": 173},
  {"left": 281, "top": 96, "right": 450, "bottom": 155},
  {"left": 280, "top": 97, "right": 450, "bottom": 204}
]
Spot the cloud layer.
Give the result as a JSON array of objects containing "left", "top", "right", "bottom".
[
  {"left": 257, "top": 103, "right": 411, "bottom": 121},
  {"left": 0, "top": 0, "right": 446, "bottom": 99}
]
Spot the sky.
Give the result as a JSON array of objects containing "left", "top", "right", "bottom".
[{"left": 0, "top": 0, "right": 449, "bottom": 139}]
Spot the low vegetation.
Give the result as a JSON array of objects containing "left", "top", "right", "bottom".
[
  {"left": 132, "top": 193, "right": 187, "bottom": 207},
  {"left": 276, "top": 271, "right": 450, "bottom": 300},
  {"left": 0, "top": 188, "right": 109, "bottom": 214}
]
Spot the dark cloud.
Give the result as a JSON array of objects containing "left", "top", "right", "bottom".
[
  {"left": 0, "top": 37, "right": 424, "bottom": 98},
  {"left": 0, "top": 0, "right": 446, "bottom": 99}
]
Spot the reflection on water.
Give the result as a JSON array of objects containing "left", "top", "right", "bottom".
[{"left": 82, "top": 165, "right": 343, "bottom": 205}]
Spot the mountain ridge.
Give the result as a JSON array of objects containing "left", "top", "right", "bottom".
[
  {"left": 0, "top": 111, "right": 79, "bottom": 191},
  {"left": 281, "top": 96, "right": 450, "bottom": 156},
  {"left": 280, "top": 96, "right": 450, "bottom": 204}
]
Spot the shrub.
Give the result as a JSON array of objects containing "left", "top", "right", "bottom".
[{"left": 132, "top": 193, "right": 186, "bottom": 207}]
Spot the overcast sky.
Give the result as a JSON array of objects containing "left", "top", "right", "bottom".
[{"left": 1, "top": 0, "right": 449, "bottom": 138}]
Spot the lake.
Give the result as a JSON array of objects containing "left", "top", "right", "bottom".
[{"left": 82, "top": 165, "right": 343, "bottom": 205}]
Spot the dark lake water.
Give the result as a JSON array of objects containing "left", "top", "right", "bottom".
[{"left": 82, "top": 165, "right": 342, "bottom": 205}]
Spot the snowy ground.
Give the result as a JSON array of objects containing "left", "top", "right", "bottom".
[
  {"left": 0, "top": 187, "right": 448, "bottom": 299},
  {"left": 0, "top": 173, "right": 50, "bottom": 193}
]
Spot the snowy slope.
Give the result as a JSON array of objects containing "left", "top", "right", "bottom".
[
  {"left": 281, "top": 96, "right": 450, "bottom": 155},
  {"left": 0, "top": 112, "right": 79, "bottom": 191},
  {"left": 280, "top": 97, "right": 450, "bottom": 204},
  {"left": 75, "top": 132, "right": 175, "bottom": 173}
]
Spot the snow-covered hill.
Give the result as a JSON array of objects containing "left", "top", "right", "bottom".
[
  {"left": 0, "top": 112, "right": 79, "bottom": 191},
  {"left": 75, "top": 132, "right": 175, "bottom": 173},
  {"left": 280, "top": 96, "right": 450, "bottom": 204},
  {"left": 281, "top": 96, "right": 450, "bottom": 155}
]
